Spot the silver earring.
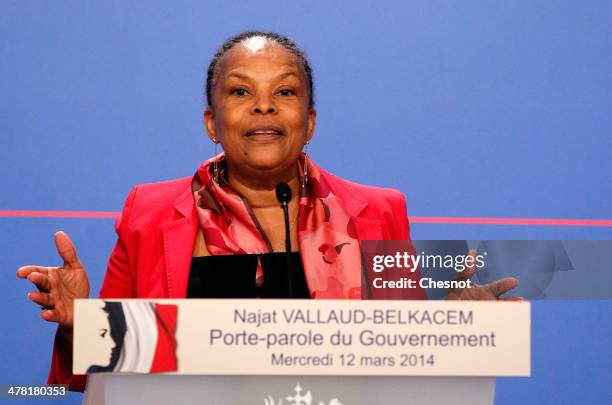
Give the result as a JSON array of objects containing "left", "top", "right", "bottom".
[
  {"left": 212, "top": 138, "right": 219, "bottom": 184},
  {"left": 301, "top": 141, "right": 309, "bottom": 190}
]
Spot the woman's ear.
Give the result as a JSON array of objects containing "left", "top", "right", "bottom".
[
  {"left": 203, "top": 107, "right": 217, "bottom": 142},
  {"left": 306, "top": 107, "right": 317, "bottom": 143}
]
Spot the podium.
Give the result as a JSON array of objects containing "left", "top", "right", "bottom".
[
  {"left": 75, "top": 299, "right": 528, "bottom": 405},
  {"left": 84, "top": 374, "right": 496, "bottom": 405}
]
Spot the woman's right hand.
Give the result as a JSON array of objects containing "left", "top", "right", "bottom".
[{"left": 16, "top": 231, "right": 90, "bottom": 327}]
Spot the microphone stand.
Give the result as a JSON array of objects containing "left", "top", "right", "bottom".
[{"left": 275, "top": 183, "right": 293, "bottom": 298}]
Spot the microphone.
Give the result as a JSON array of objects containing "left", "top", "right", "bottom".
[{"left": 275, "top": 182, "right": 293, "bottom": 298}]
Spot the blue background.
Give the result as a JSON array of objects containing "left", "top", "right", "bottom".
[{"left": 1, "top": 1, "right": 610, "bottom": 403}]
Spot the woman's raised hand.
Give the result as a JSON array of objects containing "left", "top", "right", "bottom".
[
  {"left": 445, "top": 249, "right": 524, "bottom": 301},
  {"left": 16, "top": 231, "right": 90, "bottom": 327}
]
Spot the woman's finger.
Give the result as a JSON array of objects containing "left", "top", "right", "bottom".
[
  {"left": 16, "top": 266, "right": 53, "bottom": 279},
  {"left": 500, "top": 296, "right": 526, "bottom": 302},
  {"left": 42, "top": 303, "right": 71, "bottom": 326},
  {"left": 28, "top": 291, "right": 54, "bottom": 308},
  {"left": 26, "top": 272, "right": 51, "bottom": 292},
  {"left": 454, "top": 249, "right": 478, "bottom": 282},
  {"left": 41, "top": 309, "right": 59, "bottom": 323},
  {"left": 55, "top": 231, "right": 83, "bottom": 269},
  {"left": 486, "top": 278, "right": 519, "bottom": 297}
]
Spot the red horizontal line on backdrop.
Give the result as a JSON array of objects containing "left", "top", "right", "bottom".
[
  {"left": 410, "top": 216, "right": 612, "bottom": 227},
  {"left": 0, "top": 210, "right": 120, "bottom": 219},
  {"left": 1, "top": 210, "right": 611, "bottom": 227}
]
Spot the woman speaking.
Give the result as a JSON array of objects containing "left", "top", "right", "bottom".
[{"left": 16, "top": 31, "right": 520, "bottom": 391}]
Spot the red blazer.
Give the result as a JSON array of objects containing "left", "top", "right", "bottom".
[{"left": 48, "top": 166, "right": 426, "bottom": 390}]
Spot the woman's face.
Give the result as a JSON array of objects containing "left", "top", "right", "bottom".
[
  {"left": 82, "top": 300, "right": 115, "bottom": 369},
  {"left": 204, "top": 39, "right": 316, "bottom": 181}
]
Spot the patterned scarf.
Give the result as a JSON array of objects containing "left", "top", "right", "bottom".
[{"left": 192, "top": 153, "right": 362, "bottom": 299}]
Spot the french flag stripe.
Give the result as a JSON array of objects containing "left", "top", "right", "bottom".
[{"left": 150, "top": 303, "right": 178, "bottom": 373}]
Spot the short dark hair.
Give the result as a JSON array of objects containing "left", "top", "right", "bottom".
[{"left": 205, "top": 31, "right": 314, "bottom": 108}]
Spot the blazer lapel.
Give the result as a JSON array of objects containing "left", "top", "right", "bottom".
[
  {"left": 324, "top": 171, "right": 383, "bottom": 241},
  {"left": 161, "top": 186, "right": 198, "bottom": 298}
]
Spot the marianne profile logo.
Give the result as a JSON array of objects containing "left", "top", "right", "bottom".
[
  {"left": 264, "top": 383, "right": 342, "bottom": 405},
  {"left": 85, "top": 300, "right": 178, "bottom": 373}
]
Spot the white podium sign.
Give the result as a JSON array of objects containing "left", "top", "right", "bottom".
[{"left": 74, "top": 299, "right": 530, "bottom": 377}]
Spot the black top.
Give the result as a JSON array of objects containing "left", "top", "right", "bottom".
[{"left": 187, "top": 252, "right": 311, "bottom": 299}]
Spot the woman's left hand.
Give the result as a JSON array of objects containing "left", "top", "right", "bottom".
[{"left": 445, "top": 250, "right": 524, "bottom": 301}]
